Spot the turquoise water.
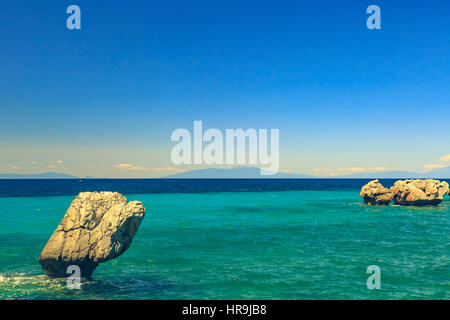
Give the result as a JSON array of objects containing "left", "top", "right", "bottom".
[{"left": 0, "top": 189, "right": 449, "bottom": 299}]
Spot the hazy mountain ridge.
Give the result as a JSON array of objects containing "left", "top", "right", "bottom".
[
  {"left": 1, "top": 166, "right": 449, "bottom": 179},
  {"left": 0, "top": 172, "right": 79, "bottom": 179},
  {"left": 165, "top": 166, "right": 450, "bottom": 179},
  {"left": 164, "top": 167, "right": 314, "bottom": 178}
]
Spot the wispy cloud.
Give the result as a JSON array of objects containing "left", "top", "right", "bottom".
[
  {"left": 422, "top": 154, "right": 450, "bottom": 172},
  {"left": 114, "top": 163, "right": 150, "bottom": 171},
  {"left": 20, "top": 160, "right": 38, "bottom": 165},
  {"left": 313, "top": 168, "right": 331, "bottom": 172},
  {"left": 423, "top": 164, "right": 448, "bottom": 170},
  {"left": 8, "top": 165, "right": 19, "bottom": 170},
  {"left": 47, "top": 160, "right": 63, "bottom": 167},
  {"left": 152, "top": 167, "right": 185, "bottom": 173},
  {"left": 336, "top": 167, "right": 387, "bottom": 173},
  {"left": 313, "top": 167, "right": 387, "bottom": 176}
]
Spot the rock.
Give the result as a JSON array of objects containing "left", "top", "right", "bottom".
[
  {"left": 360, "top": 179, "right": 394, "bottom": 205},
  {"left": 390, "top": 179, "right": 449, "bottom": 206},
  {"left": 39, "top": 192, "right": 146, "bottom": 278}
]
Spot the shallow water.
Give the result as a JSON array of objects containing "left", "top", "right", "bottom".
[{"left": 0, "top": 180, "right": 449, "bottom": 299}]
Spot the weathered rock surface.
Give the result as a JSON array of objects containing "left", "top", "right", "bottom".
[
  {"left": 360, "top": 179, "right": 394, "bottom": 205},
  {"left": 39, "top": 192, "right": 146, "bottom": 278},
  {"left": 390, "top": 179, "right": 449, "bottom": 206}
]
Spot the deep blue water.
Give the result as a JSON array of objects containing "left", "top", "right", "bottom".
[{"left": 0, "top": 178, "right": 408, "bottom": 198}]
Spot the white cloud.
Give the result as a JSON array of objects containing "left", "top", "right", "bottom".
[
  {"left": 48, "top": 160, "right": 63, "bottom": 166},
  {"left": 152, "top": 167, "right": 184, "bottom": 173},
  {"left": 114, "top": 163, "right": 149, "bottom": 171},
  {"left": 313, "top": 166, "right": 387, "bottom": 176},
  {"left": 422, "top": 155, "right": 450, "bottom": 171},
  {"left": 423, "top": 163, "right": 449, "bottom": 171},
  {"left": 336, "top": 167, "right": 387, "bottom": 173},
  {"left": 313, "top": 168, "right": 331, "bottom": 172}
]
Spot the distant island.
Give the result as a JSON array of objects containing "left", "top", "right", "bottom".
[
  {"left": 165, "top": 166, "right": 450, "bottom": 179},
  {"left": 0, "top": 172, "right": 79, "bottom": 179},
  {"left": 164, "top": 167, "right": 314, "bottom": 178}
]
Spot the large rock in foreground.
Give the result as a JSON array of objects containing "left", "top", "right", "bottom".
[
  {"left": 360, "top": 179, "right": 394, "bottom": 205},
  {"left": 39, "top": 192, "right": 146, "bottom": 278},
  {"left": 390, "top": 179, "right": 449, "bottom": 206}
]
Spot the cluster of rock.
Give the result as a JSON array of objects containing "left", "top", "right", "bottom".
[
  {"left": 39, "top": 192, "right": 146, "bottom": 278},
  {"left": 360, "top": 179, "right": 449, "bottom": 206}
]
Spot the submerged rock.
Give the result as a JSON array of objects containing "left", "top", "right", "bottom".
[
  {"left": 39, "top": 192, "right": 146, "bottom": 278},
  {"left": 390, "top": 179, "right": 449, "bottom": 206},
  {"left": 360, "top": 179, "right": 394, "bottom": 205}
]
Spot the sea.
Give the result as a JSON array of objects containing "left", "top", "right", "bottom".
[{"left": 0, "top": 179, "right": 448, "bottom": 300}]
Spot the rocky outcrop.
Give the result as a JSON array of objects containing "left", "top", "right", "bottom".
[
  {"left": 390, "top": 179, "right": 449, "bottom": 206},
  {"left": 39, "top": 192, "right": 146, "bottom": 278},
  {"left": 360, "top": 179, "right": 449, "bottom": 206},
  {"left": 360, "top": 179, "right": 394, "bottom": 205}
]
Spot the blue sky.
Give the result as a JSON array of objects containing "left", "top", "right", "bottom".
[{"left": 1, "top": 0, "right": 449, "bottom": 177}]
